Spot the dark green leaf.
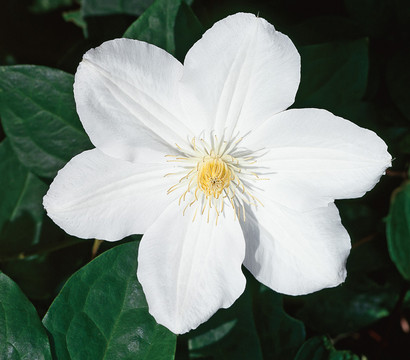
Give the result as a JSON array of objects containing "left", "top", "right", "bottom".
[
  {"left": 0, "top": 139, "right": 47, "bottom": 252},
  {"left": 254, "top": 287, "right": 305, "bottom": 360},
  {"left": 123, "top": 0, "right": 203, "bottom": 60},
  {"left": 295, "top": 238, "right": 399, "bottom": 335},
  {"left": 0, "top": 139, "right": 89, "bottom": 302},
  {"left": 399, "top": 131, "right": 410, "bottom": 154},
  {"left": 123, "top": 0, "right": 182, "bottom": 55},
  {"left": 295, "top": 279, "right": 395, "bottom": 336},
  {"left": 188, "top": 283, "right": 263, "bottom": 360},
  {"left": 0, "top": 65, "right": 92, "bottom": 178},
  {"left": 295, "top": 337, "right": 328, "bottom": 360},
  {"left": 30, "top": 0, "right": 75, "bottom": 13},
  {"left": 82, "top": 0, "right": 193, "bottom": 16},
  {"left": 386, "top": 52, "right": 410, "bottom": 121},
  {"left": 82, "top": 0, "right": 154, "bottom": 17},
  {"left": 63, "top": 9, "right": 88, "bottom": 36},
  {"left": 295, "top": 336, "right": 360, "bottom": 360},
  {"left": 294, "top": 39, "right": 369, "bottom": 113},
  {"left": 43, "top": 241, "right": 176, "bottom": 360},
  {"left": 386, "top": 181, "right": 410, "bottom": 280},
  {"left": 337, "top": 201, "right": 379, "bottom": 243},
  {"left": 174, "top": 2, "right": 204, "bottom": 61},
  {"left": 0, "top": 272, "right": 52, "bottom": 359}
]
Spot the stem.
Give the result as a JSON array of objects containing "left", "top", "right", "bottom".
[
  {"left": 352, "top": 233, "right": 377, "bottom": 249},
  {"left": 385, "top": 169, "right": 407, "bottom": 179},
  {"left": 91, "top": 239, "right": 104, "bottom": 260}
]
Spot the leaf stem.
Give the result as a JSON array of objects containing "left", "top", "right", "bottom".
[{"left": 385, "top": 169, "right": 407, "bottom": 179}]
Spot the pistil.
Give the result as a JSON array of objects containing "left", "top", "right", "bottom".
[{"left": 165, "top": 135, "right": 265, "bottom": 223}]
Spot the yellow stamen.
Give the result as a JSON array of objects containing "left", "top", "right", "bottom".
[
  {"left": 165, "top": 135, "right": 267, "bottom": 224},
  {"left": 197, "top": 157, "right": 232, "bottom": 198}
]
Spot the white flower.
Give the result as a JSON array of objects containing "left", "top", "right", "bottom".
[{"left": 43, "top": 13, "right": 391, "bottom": 334}]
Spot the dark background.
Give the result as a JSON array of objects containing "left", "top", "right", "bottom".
[{"left": 1, "top": 1, "right": 410, "bottom": 359}]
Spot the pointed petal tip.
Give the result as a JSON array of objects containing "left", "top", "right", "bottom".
[
  {"left": 243, "top": 202, "right": 351, "bottom": 297},
  {"left": 283, "top": 263, "right": 348, "bottom": 297},
  {"left": 146, "top": 305, "right": 201, "bottom": 335},
  {"left": 143, "top": 276, "right": 247, "bottom": 335},
  {"left": 245, "top": 107, "right": 393, "bottom": 207},
  {"left": 270, "top": 253, "right": 349, "bottom": 297},
  {"left": 136, "top": 205, "right": 246, "bottom": 335},
  {"left": 42, "top": 149, "right": 172, "bottom": 242},
  {"left": 73, "top": 37, "right": 188, "bottom": 163},
  {"left": 180, "top": 11, "right": 300, "bottom": 135}
]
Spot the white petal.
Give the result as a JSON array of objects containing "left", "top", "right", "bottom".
[
  {"left": 242, "top": 202, "right": 351, "bottom": 295},
  {"left": 245, "top": 108, "right": 391, "bottom": 210},
  {"left": 74, "top": 38, "right": 193, "bottom": 163},
  {"left": 43, "top": 149, "right": 176, "bottom": 241},
  {"left": 180, "top": 12, "right": 300, "bottom": 137},
  {"left": 137, "top": 203, "right": 246, "bottom": 334}
]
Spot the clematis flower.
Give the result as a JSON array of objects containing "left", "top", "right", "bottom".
[{"left": 43, "top": 13, "right": 391, "bottom": 334}]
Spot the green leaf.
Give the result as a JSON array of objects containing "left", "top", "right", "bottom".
[
  {"left": 30, "top": 0, "right": 75, "bottom": 13},
  {"left": 123, "top": 0, "right": 203, "bottom": 60},
  {"left": 43, "top": 241, "right": 176, "bottom": 360},
  {"left": 337, "top": 201, "right": 379, "bottom": 242},
  {"left": 254, "top": 287, "right": 305, "bottom": 360},
  {"left": 0, "top": 65, "right": 92, "bottom": 178},
  {"left": 0, "top": 139, "right": 47, "bottom": 252},
  {"left": 296, "top": 281, "right": 394, "bottom": 335},
  {"left": 123, "top": 0, "right": 182, "bottom": 55},
  {"left": 174, "top": 2, "right": 204, "bottom": 61},
  {"left": 188, "top": 283, "right": 263, "bottom": 360},
  {"left": 63, "top": 9, "right": 88, "bottom": 36},
  {"left": 0, "top": 272, "right": 52, "bottom": 359},
  {"left": 386, "top": 181, "right": 410, "bottom": 280},
  {"left": 386, "top": 51, "right": 410, "bottom": 121},
  {"left": 82, "top": 0, "right": 193, "bottom": 16},
  {"left": 82, "top": 0, "right": 155, "bottom": 17},
  {"left": 295, "top": 336, "right": 360, "bottom": 360},
  {"left": 294, "top": 39, "right": 369, "bottom": 113},
  {"left": 399, "top": 131, "right": 410, "bottom": 154},
  {"left": 0, "top": 139, "right": 89, "bottom": 302},
  {"left": 295, "top": 238, "right": 400, "bottom": 335}
]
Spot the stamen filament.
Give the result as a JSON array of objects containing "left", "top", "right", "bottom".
[{"left": 165, "top": 134, "right": 266, "bottom": 224}]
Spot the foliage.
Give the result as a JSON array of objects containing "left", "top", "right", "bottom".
[
  {"left": 1, "top": 0, "right": 410, "bottom": 358},
  {"left": 43, "top": 241, "right": 176, "bottom": 360},
  {"left": 0, "top": 272, "right": 52, "bottom": 359}
]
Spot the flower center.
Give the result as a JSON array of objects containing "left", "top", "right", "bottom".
[
  {"left": 197, "top": 156, "right": 232, "bottom": 199},
  {"left": 165, "top": 135, "right": 265, "bottom": 223}
]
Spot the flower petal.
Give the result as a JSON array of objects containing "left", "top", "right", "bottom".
[
  {"left": 180, "top": 12, "right": 300, "bottom": 137},
  {"left": 43, "top": 149, "right": 176, "bottom": 241},
  {"left": 245, "top": 108, "right": 391, "bottom": 211},
  {"left": 242, "top": 201, "right": 350, "bottom": 295},
  {"left": 137, "top": 203, "right": 246, "bottom": 334},
  {"left": 74, "top": 38, "right": 193, "bottom": 163}
]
